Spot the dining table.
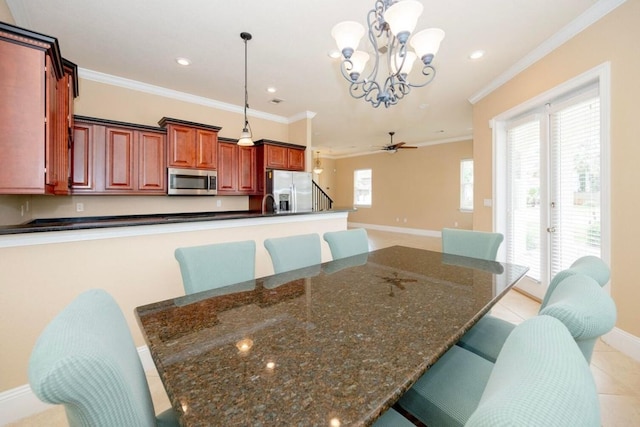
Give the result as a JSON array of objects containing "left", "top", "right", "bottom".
[{"left": 135, "top": 245, "right": 528, "bottom": 426}]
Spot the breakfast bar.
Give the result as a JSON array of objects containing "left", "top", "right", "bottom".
[{"left": 136, "top": 246, "right": 528, "bottom": 426}]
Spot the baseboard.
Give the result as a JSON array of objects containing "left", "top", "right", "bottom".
[
  {"left": 602, "top": 327, "right": 640, "bottom": 362},
  {"left": 0, "top": 345, "right": 154, "bottom": 425},
  {"left": 348, "top": 222, "right": 442, "bottom": 237}
]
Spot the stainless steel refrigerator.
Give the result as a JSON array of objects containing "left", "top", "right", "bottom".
[{"left": 265, "top": 169, "right": 313, "bottom": 213}]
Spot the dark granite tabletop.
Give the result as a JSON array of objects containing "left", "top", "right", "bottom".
[{"left": 136, "top": 246, "right": 528, "bottom": 426}]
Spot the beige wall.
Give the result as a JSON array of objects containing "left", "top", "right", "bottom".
[
  {"left": 0, "top": 0, "right": 14, "bottom": 23},
  {"left": 0, "top": 214, "right": 347, "bottom": 391},
  {"left": 472, "top": 1, "right": 640, "bottom": 337},
  {"left": 333, "top": 140, "right": 473, "bottom": 231}
]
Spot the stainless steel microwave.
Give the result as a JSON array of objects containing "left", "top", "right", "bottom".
[{"left": 167, "top": 168, "right": 217, "bottom": 195}]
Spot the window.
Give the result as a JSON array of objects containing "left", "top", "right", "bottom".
[
  {"left": 460, "top": 159, "right": 474, "bottom": 211},
  {"left": 354, "top": 169, "right": 372, "bottom": 206}
]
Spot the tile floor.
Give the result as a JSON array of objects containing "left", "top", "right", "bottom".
[{"left": 9, "top": 229, "right": 640, "bottom": 426}]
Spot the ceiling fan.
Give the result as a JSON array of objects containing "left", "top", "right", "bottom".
[{"left": 380, "top": 132, "right": 418, "bottom": 153}]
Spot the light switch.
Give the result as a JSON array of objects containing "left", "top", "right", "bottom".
[{"left": 483, "top": 199, "right": 492, "bottom": 207}]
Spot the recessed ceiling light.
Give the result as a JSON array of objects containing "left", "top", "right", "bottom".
[
  {"left": 469, "top": 50, "right": 485, "bottom": 60},
  {"left": 267, "top": 87, "right": 277, "bottom": 93},
  {"left": 175, "top": 57, "right": 191, "bottom": 66},
  {"left": 328, "top": 49, "right": 341, "bottom": 59}
]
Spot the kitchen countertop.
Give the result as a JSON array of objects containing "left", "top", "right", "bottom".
[{"left": 0, "top": 209, "right": 352, "bottom": 235}]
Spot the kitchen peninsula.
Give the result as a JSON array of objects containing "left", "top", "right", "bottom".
[{"left": 0, "top": 208, "right": 349, "bottom": 398}]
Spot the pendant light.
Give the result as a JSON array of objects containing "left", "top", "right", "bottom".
[
  {"left": 313, "top": 151, "right": 324, "bottom": 175},
  {"left": 238, "top": 32, "right": 254, "bottom": 146}
]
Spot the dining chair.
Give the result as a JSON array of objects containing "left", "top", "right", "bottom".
[
  {"left": 372, "top": 408, "right": 415, "bottom": 426},
  {"left": 264, "top": 233, "right": 322, "bottom": 274},
  {"left": 323, "top": 228, "right": 369, "bottom": 260},
  {"left": 458, "top": 255, "right": 612, "bottom": 363},
  {"left": 398, "top": 315, "right": 601, "bottom": 427},
  {"left": 175, "top": 240, "right": 256, "bottom": 295},
  {"left": 28, "top": 289, "right": 179, "bottom": 427},
  {"left": 441, "top": 228, "right": 504, "bottom": 261}
]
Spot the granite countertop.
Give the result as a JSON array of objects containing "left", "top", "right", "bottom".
[
  {"left": 136, "top": 246, "right": 528, "bottom": 426},
  {"left": 0, "top": 209, "right": 351, "bottom": 235}
]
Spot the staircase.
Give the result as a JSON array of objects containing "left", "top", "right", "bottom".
[{"left": 312, "top": 180, "right": 333, "bottom": 211}]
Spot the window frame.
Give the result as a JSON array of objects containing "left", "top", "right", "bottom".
[{"left": 353, "top": 168, "right": 372, "bottom": 207}]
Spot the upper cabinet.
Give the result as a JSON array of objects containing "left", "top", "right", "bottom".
[
  {"left": 263, "top": 142, "right": 306, "bottom": 171},
  {"left": 72, "top": 116, "right": 166, "bottom": 194},
  {"left": 217, "top": 138, "right": 258, "bottom": 195},
  {"left": 0, "top": 22, "right": 78, "bottom": 195},
  {"left": 159, "top": 117, "right": 221, "bottom": 170}
]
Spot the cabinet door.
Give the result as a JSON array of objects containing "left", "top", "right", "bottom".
[
  {"left": 105, "top": 127, "right": 135, "bottom": 191},
  {"left": 195, "top": 129, "right": 217, "bottom": 169},
  {"left": 167, "top": 124, "right": 195, "bottom": 168},
  {"left": 288, "top": 148, "right": 305, "bottom": 171},
  {"left": 138, "top": 131, "right": 166, "bottom": 192},
  {"left": 238, "top": 145, "right": 257, "bottom": 193},
  {"left": 0, "top": 41, "right": 46, "bottom": 194},
  {"left": 217, "top": 143, "right": 237, "bottom": 192},
  {"left": 71, "top": 123, "right": 93, "bottom": 190},
  {"left": 265, "top": 145, "right": 288, "bottom": 169}
]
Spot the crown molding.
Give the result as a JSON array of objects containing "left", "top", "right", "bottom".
[
  {"left": 78, "top": 68, "right": 290, "bottom": 124},
  {"left": 468, "top": 0, "right": 626, "bottom": 104},
  {"left": 288, "top": 111, "right": 317, "bottom": 122}
]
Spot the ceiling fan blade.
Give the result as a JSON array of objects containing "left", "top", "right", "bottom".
[
  {"left": 398, "top": 145, "right": 418, "bottom": 149},
  {"left": 395, "top": 142, "right": 406, "bottom": 148}
]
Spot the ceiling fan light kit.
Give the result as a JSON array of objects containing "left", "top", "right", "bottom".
[
  {"left": 381, "top": 131, "right": 417, "bottom": 153},
  {"left": 331, "top": 0, "right": 445, "bottom": 108}
]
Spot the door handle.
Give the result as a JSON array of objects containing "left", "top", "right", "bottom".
[{"left": 546, "top": 227, "right": 556, "bottom": 233}]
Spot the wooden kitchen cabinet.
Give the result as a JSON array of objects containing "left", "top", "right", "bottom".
[
  {"left": 159, "top": 117, "right": 221, "bottom": 169},
  {"left": 72, "top": 116, "right": 166, "bottom": 194},
  {"left": 217, "top": 139, "right": 257, "bottom": 195},
  {"left": 262, "top": 141, "right": 306, "bottom": 171},
  {"left": 0, "top": 22, "right": 78, "bottom": 194}
]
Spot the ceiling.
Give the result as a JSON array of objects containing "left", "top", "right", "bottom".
[{"left": 6, "top": 0, "right": 603, "bottom": 156}]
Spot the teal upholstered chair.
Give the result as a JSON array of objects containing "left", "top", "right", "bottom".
[
  {"left": 398, "top": 315, "right": 601, "bottom": 427},
  {"left": 539, "top": 274, "right": 617, "bottom": 362},
  {"left": 458, "top": 255, "right": 612, "bottom": 363},
  {"left": 441, "top": 228, "right": 504, "bottom": 261},
  {"left": 175, "top": 240, "right": 256, "bottom": 295},
  {"left": 372, "top": 408, "right": 414, "bottom": 426},
  {"left": 541, "top": 254, "right": 610, "bottom": 309},
  {"left": 29, "top": 289, "right": 179, "bottom": 427},
  {"left": 264, "top": 233, "right": 322, "bottom": 274},
  {"left": 323, "top": 228, "right": 369, "bottom": 260}
]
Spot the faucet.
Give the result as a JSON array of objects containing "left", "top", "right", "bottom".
[{"left": 261, "top": 193, "right": 276, "bottom": 214}]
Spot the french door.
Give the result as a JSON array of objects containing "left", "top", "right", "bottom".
[{"left": 502, "top": 86, "right": 604, "bottom": 299}]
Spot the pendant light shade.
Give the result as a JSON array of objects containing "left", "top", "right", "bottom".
[{"left": 238, "top": 32, "right": 254, "bottom": 146}]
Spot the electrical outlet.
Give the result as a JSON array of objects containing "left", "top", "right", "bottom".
[
  {"left": 396, "top": 217, "right": 400, "bottom": 222},
  {"left": 216, "top": 199, "right": 222, "bottom": 207},
  {"left": 403, "top": 218, "right": 407, "bottom": 223},
  {"left": 76, "top": 203, "right": 84, "bottom": 212}
]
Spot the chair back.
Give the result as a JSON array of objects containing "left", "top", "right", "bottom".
[
  {"left": 28, "top": 289, "right": 166, "bottom": 427},
  {"left": 323, "top": 228, "right": 369, "bottom": 260},
  {"left": 466, "top": 315, "right": 600, "bottom": 426},
  {"left": 441, "top": 228, "right": 504, "bottom": 261},
  {"left": 541, "top": 255, "right": 610, "bottom": 309},
  {"left": 175, "top": 240, "right": 256, "bottom": 295},
  {"left": 264, "top": 233, "right": 322, "bottom": 273},
  {"left": 540, "top": 273, "right": 617, "bottom": 362}
]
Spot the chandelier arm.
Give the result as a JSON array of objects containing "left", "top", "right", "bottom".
[{"left": 406, "top": 65, "right": 437, "bottom": 88}]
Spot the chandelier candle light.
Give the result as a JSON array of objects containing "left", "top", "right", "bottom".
[
  {"left": 238, "top": 32, "right": 254, "bottom": 146},
  {"left": 331, "top": 0, "right": 445, "bottom": 108}
]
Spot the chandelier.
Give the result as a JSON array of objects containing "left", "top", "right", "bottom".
[{"left": 331, "top": 0, "right": 445, "bottom": 108}]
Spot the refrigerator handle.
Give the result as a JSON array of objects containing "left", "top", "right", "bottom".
[{"left": 292, "top": 184, "right": 296, "bottom": 212}]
